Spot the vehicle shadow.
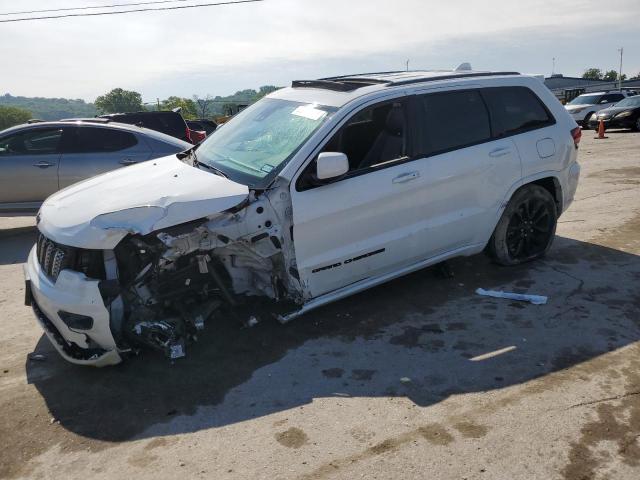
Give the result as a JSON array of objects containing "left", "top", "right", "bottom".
[
  {"left": 0, "top": 226, "right": 37, "bottom": 265},
  {"left": 26, "top": 236, "right": 640, "bottom": 442}
]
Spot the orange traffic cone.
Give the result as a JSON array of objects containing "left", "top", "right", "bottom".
[{"left": 594, "top": 119, "right": 608, "bottom": 139}]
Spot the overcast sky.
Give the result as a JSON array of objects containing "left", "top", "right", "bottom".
[{"left": 1, "top": 0, "right": 639, "bottom": 102}]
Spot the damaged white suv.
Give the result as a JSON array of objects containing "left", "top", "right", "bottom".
[{"left": 25, "top": 70, "right": 581, "bottom": 366}]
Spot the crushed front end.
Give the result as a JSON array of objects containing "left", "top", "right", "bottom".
[{"left": 26, "top": 181, "right": 304, "bottom": 367}]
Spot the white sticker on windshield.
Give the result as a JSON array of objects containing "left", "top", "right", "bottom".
[{"left": 291, "top": 105, "right": 327, "bottom": 121}]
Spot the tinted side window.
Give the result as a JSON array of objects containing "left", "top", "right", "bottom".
[
  {"left": 296, "top": 100, "right": 408, "bottom": 190},
  {"left": 323, "top": 101, "right": 407, "bottom": 171},
  {"left": 601, "top": 94, "right": 624, "bottom": 103},
  {"left": 482, "top": 87, "right": 554, "bottom": 137},
  {"left": 72, "top": 127, "right": 137, "bottom": 153},
  {"left": 0, "top": 128, "right": 62, "bottom": 155},
  {"left": 417, "top": 90, "right": 490, "bottom": 155}
]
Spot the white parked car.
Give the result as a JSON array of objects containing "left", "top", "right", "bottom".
[
  {"left": 564, "top": 90, "right": 635, "bottom": 128},
  {"left": 25, "top": 69, "right": 581, "bottom": 366}
]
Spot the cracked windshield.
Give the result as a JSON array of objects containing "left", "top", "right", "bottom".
[{"left": 197, "top": 98, "right": 336, "bottom": 187}]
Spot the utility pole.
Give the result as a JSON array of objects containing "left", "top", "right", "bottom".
[
  {"left": 618, "top": 47, "right": 624, "bottom": 90},
  {"left": 552, "top": 57, "right": 555, "bottom": 76},
  {"left": 406, "top": 59, "right": 410, "bottom": 72}
]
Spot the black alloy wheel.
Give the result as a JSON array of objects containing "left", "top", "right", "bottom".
[{"left": 487, "top": 185, "right": 558, "bottom": 266}]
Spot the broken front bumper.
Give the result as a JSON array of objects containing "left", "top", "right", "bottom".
[{"left": 24, "top": 246, "right": 122, "bottom": 367}]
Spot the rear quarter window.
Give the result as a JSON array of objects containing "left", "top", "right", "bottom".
[{"left": 482, "top": 86, "right": 555, "bottom": 138}]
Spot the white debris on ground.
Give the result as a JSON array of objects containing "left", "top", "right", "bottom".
[{"left": 475, "top": 288, "right": 548, "bottom": 305}]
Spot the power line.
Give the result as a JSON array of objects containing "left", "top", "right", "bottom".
[
  {"left": 1, "top": 1, "right": 194, "bottom": 17},
  {"left": 0, "top": 0, "right": 263, "bottom": 23}
]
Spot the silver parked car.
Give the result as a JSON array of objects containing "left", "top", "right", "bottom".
[{"left": 0, "top": 120, "right": 191, "bottom": 214}]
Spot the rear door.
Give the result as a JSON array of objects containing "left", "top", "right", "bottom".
[
  {"left": 408, "top": 88, "right": 522, "bottom": 251},
  {"left": 58, "top": 126, "right": 152, "bottom": 188},
  {"left": 0, "top": 127, "right": 63, "bottom": 206}
]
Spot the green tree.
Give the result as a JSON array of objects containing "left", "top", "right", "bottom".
[
  {"left": 193, "top": 95, "right": 216, "bottom": 119},
  {"left": 0, "top": 93, "right": 96, "bottom": 120},
  {"left": 94, "top": 88, "right": 143, "bottom": 114},
  {"left": 0, "top": 105, "right": 32, "bottom": 130},
  {"left": 603, "top": 70, "right": 618, "bottom": 81},
  {"left": 160, "top": 96, "right": 198, "bottom": 119},
  {"left": 582, "top": 68, "right": 603, "bottom": 80},
  {"left": 257, "top": 85, "right": 281, "bottom": 99}
]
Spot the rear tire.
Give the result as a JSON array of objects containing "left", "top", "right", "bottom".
[
  {"left": 486, "top": 185, "right": 557, "bottom": 266},
  {"left": 633, "top": 117, "right": 640, "bottom": 132}
]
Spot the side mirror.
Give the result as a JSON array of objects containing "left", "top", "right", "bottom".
[
  {"left": 599, "top": 99, "right": 609, "bottom": 104},
  {"left": 316, "top": 152, "right": 349, "bottom": 180}
]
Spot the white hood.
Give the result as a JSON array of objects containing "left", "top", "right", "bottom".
[{"left": 38, "top": 155, "right": 249, "bottom": 249}]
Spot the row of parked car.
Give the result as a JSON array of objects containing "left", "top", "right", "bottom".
[
  {"left": 0, "top": 110, "right": 218, "bottom": 213},
  {"left": 564, "top": 89, "right": 640, "bottom": 131}
]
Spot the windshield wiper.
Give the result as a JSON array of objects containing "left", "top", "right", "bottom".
[
  {"left": 182, "top": 148, "right": 230, "bottom": 178},
  {"left": 194, "top": 159, "right": 229, "bottom": 178}
]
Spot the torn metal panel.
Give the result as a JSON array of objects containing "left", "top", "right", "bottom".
[
  {"left": 37, "top": 155, "right": 250, "bottom": 249},
  {"left": 70, "top": 177, "right": 305, "bottom": 361}
]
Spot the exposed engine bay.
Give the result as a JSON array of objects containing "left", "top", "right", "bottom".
[{"left": 102, "top": 186, "right": 303, "bottom": 360}]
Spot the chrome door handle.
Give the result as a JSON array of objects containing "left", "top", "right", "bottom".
[
  {"left": 489, "top": 147, "right": 511, "bottom": 158},
  {"left": 392, "top": 171, "right": 420, "bottom": 184},
  {"left": 32, "top": 161, "right": 54, "bottom": 168},
  {"left": 119, "top": 158, "right": 137, "bottom": 165}
]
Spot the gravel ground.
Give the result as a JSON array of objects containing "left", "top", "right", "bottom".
[{"left": 0, "top": 130, "right": 639, "bottom": 480}]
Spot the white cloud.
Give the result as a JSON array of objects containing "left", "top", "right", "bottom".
[{"left": 1, "top": 0, "right": 638, "bottom": 100}]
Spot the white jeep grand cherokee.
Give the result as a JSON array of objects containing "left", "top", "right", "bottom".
[{"left": 25, "top": 69, "right": 581, "bottom": 366}]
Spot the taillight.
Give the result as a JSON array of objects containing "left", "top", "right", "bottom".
[
  {"left": 186, "top": 127, "right": 193, "bottom": 144},
  {"left": 571, "top": 127, "right": 581, "bottom": 148}
]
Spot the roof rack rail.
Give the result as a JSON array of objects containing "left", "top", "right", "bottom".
[
  {"left": 386, "top": 71, "right": 521, "bottom": 87},
  {"left": 293, "top": 71, "right": 522, "bottom": 93},
  {"left": 291, "top": 79, "right": 388, "bottom": 92},
  {"left": 321, "top": 71, "right": 404, "bottom": 81}
]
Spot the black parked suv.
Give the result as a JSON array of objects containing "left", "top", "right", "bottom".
[{"left": 99, "top": 110, "right": 193, "bottom": 143}]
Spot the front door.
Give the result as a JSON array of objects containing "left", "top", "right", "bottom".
[
  {"left": 0, "top": 127, "right": 63, "bottom": 207},
  {"left": 291, "top": 98, "right": 429, "bottom": 298}
]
